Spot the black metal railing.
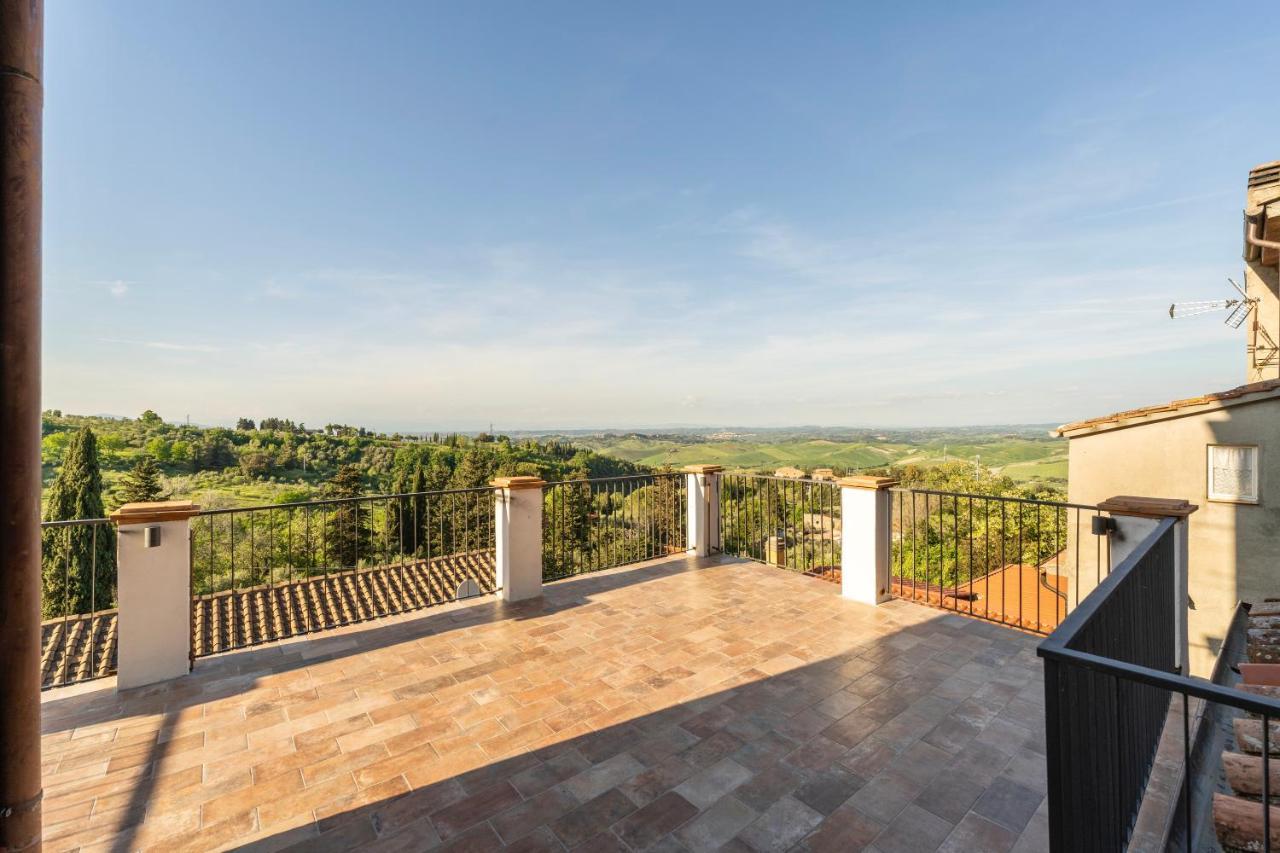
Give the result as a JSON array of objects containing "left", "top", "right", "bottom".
[
  {"left": 39, "top": 517, "right": 117, "bottom": 689},
  {"left": 720, "top": 474, "right": 842, "bottom": 582},
  {"left": 542, "top": 473, "right": 687, "bottom": 581},
  {"left": 1039, "top": 518, "right": 1280, "bottom": 852},
  {"left": 190, "top": 487, "right": 496, "bottom": 656},
  {"left": 889, "top": 488, "right": 1111, "bottom": 634}
]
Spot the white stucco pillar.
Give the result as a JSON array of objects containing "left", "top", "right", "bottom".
[
  {"left": 838, "top": 476, "right": 898, "bottom": 606},
  {"left": 492, "top": 477, "right": 546, "bottom": 602},
  {"left": 110, "top": 500, "right": 200, "bottom": 690},
  {"left": 1098, "top": 495, "right": 1199, "bottom": 674},
  {"left": 683, "top": 465, "right": 722, "bottom": 557}
]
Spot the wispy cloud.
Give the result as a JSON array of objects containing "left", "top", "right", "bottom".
[
  {"left": 98, "top": 338, "right": 221, "bottom": 353},
  {"left": 90, "top": 279, "right": 132, "bottom": 298}
]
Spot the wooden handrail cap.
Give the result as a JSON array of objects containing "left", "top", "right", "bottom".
[
  {"left": 682, "top": 465, "right": 724, "bottom": 474},
  {"left": 837, "top": 475, "right": 899, "bottom": 490},
  {"left": 1097, "top": 495, "right": 1199, "bottom": 518},
  {"left": 109, "top": 500, "right": 201, "bottom": 524},
  {"left": 490, "top": 476, "right": 546, "bottom": 490}
]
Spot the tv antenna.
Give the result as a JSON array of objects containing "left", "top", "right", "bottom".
[{"left": 1169, "top": 277, "right": 1256, "bottom": 329}]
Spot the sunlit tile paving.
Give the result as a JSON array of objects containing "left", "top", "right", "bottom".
[{"left": 40, "top": 555, "right": 1048, "bottom": 852}]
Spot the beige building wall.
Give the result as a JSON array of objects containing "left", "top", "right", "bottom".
[{"left": 1065, "top": 399, "right": 1280, "bottom": 675}]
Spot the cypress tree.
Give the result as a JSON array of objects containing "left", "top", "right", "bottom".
[
  {"left": 120, "top": 455, "right": 165, "bottom": 504},
  {"left": 548, "top": 465, "right": 592, "bottom": 577},
  {"left": 386, "top": 467, "right": 409, "bottom": 558},
  {"left": 323, "top": 465, "right": 368, "bottom": 568},
  {"left": 41, "top": 427, "right": 116, "bottom": 617},
  {"left": 449, "top": 450, "right": 493, "bottom": 552},
  {"left": 409, "top": 465, "right": 427, "bottom": 557}
]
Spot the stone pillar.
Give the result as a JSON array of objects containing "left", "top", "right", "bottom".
[
  {"left": 1097, "top": 495, "right": 1198, "bottom": 674},
  {"left": 838, "top": 476, "right": 898, "bottom": 606},
  {"left": 492, "top": 477, "right": 545, "bottom": 602},
  {"left": 109, "top": 500, "right": 200, "bottom": 690},
  {"left": 683, "top": 465, "right": 722, "bottom": 557}
]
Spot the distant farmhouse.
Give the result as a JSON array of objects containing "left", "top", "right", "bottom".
[{"left": 1059, "top": 160, "right": 1280, "bottom": 675}]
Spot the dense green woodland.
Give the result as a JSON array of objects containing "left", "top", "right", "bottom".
[{"left": 40, "top": 411, "right": 646, "bottom": 513}]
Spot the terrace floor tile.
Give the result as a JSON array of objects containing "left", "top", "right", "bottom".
[{"left": 38, "top": 554, "right": 1045, "bottom": 851}]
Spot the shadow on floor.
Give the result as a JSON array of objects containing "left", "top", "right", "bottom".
[{"left": 40, "top": 557, "right": 1049, "bottom": 852}]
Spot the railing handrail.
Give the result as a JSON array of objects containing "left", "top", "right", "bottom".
[
  {"left": 543, "top": 473, "right": 683, "bottom": 487},
  {"left": 40, "top": 517, "right": 112, "bottom": 529},
  {"left": 891, "top": 486, "right": 1101, "bottom": 513},
  {"left": 1038, "top": 513, "right": 1280, "bottom": 716},
  {"left": 722, "top": 473, "right": 839, "bottom": 486},
  {"left": 1041, "top": 642, "right": 1280, "bottom": 717},
  {"left": 1039, "top": 515, "right": 1175, "bottom": 653}
]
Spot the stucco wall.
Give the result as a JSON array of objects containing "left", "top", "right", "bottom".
[{"left": 1066, "top": 399, "right": 1280, "bottom": 675}]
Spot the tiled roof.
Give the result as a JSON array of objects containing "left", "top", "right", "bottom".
[
  {"left": 1055, "top": 379, "right": 1280, "bottom": 437},
  {"left": 41, "top": 552, "right": 496, "bottom": 689},
  {"left": 890, "top": 562, "right": 1069, "bottom": 633}
]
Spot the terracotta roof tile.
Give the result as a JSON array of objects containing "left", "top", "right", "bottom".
[
  {"left": 1056, "top": 379, "right": 1280, "bottom": 436},
  {"left": 42, "top": 552, "right": 496, "bottom": 689},
  {"left": 890, "top": 560, "right": 1069, "bottom": 633}
]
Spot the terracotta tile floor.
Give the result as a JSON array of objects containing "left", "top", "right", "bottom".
[{"left": 39, "top": 555, "right": 1050, "bottom": 852}]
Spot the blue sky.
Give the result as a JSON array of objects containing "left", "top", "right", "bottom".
[{"left": 43, "top": 2, "right": 1278, "bottom": 430}]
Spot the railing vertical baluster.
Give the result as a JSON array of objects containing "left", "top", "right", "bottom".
[
  {"left": 911, "top": 492, "right": 918, "bottom": 601},
  {"left": 999, "top": 501, "right": 1006, "bottom": 629},
  {"left": 982, "top": 497, "right": 990, "bottom": 613},
  {"left": 89, "top": 523, "right": 98, "bottom": 680},
  {"left": 1017, "top": 503, "right": 1025, "bottom": 630},
  {"left": 966, "top": 497, "right": 974, "bottom": 617},
  {"left": 230, "top": 513, "right": 237, "bottom": 647},
  {"left": 952, "top": 494, "right": 960, "bottom": 612},
  {"left": 1096, "top": 510, "right": 1103, "bottom": 586},
  {"left": 1266, "top": 713, "right": 1273, "bottom": 852},
  {"left": 1182, "top": 689, "right": 1191, "bottom": 852}
]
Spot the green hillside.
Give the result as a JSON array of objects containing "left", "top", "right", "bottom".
[
  {"left": 574, "top": 430, "right": 1067, "bottom": 484},
  {"left": 579, "top": 438, "right": 896, "bottom": 470}
]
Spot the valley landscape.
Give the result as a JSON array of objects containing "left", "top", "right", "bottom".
[
  {"left": 41, "top": 411, "right": 1067, "bottom": 514},
  {"left": 553, "top": 425, "right": 1067, "bottom": 484}
]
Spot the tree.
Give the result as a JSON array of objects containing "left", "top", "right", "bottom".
[
  {"left": 169, "top": 439, "right": 193, "bottom": 466},
  {"left": 238, "top": 450, "right": 272, "bottom": 478},
  {"left": 323, "top": 465, "right": 369, "bottom": 568},
  {"left": 887, "top": 461, "right": 1068, "bottom": 589},
  {"left": 120, "top": 455, "right": 166, "bottom": 504},
  {"left": 40, "top": 430, "right": 71, "bottom": 466},
  {"left": 259, "top": 417, "right": 301, "bottom": 432},
  {"left": 449, "top": 449, "right": 492, "bottom": 490},
  {"left": 139, "top": 409, "right": 163, "bottom": 426},
  {"left": 408, "top": 465, "right": 427, "bottom": 555},
  {"left": 193, "top": 430, "right": 235, "bottom": 472},
  {"left": 143, "top": 436, "right": 172, "bottom": 462},
  {"left": 449, "top": 450, "right": 494, "bottom": 552},
  {"left": 544, "top": 466, "right": 592, "bottom": 578},
  {"left": 386, "top": 467, "right": 410, "bottom": 556},
  {"left": 235, "top": 417, "right": 256, "bottom": 431},
  {"left": 41, "top": 428, "right": 116, "bottom": 617}
]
